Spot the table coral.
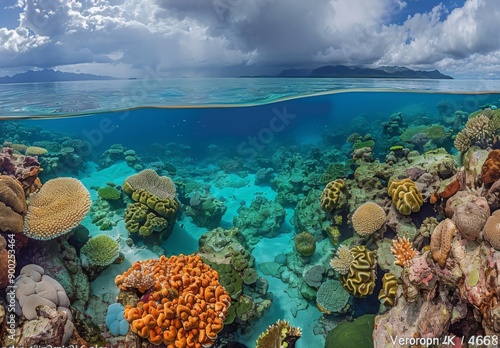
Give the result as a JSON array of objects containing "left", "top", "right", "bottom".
[
  {"left": 339, "top": 246, "right": 377, "bottom": 298},
  {"left": 0, "top": 175, "right": 27, "bottom": 233},
  {"left": 116, "top": 254, "right": 231, "bottom": 347},
  {"left": 387, "top": 177, "right": 423, "bottom": 215},
  {"left": 23, "top": 177, "right": 90, "bottom": 240},
  {"left": 351, "top": 201, "right": 386, "bottom": 237}
]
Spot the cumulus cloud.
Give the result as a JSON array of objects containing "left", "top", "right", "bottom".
[{"left": 0, "top": 0, "right": 499, "bottom": 77}]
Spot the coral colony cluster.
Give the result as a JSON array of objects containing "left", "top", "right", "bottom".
[{"left": 1, "top": 104, "right": 500, "bottom": 348}]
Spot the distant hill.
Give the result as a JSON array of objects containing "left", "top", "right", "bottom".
[
  {"left": 0, "top": 69, "right": 116, "bottom": 84},
  {"left": 276, "top": 65, "right": 453, "bottom": 79}
]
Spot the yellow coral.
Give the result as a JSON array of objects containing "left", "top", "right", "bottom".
[
  {"left": 320, "top": 179, "right": 346, "bottom": 212},
  {"left": 25, "top": 146, "right": 48, "bottom": 156},
  {"left": 351, "top": 202, "right": 386, "bottom": 236},
  {"left": 339, "top": 246, "right": 377, "bottom": 298},
  {"left": 23, "top": 177, "right": 90, "bottom": 240},
  {"left": 378, "top": 273, "right": 399, "bottom": 307},
  {"left": 391, "top": 237, "right": 418, "bottom": 268},
  {"left": 387, "top": 178, "right": 423, "bottom": 215}
]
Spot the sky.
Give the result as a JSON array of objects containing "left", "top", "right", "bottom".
[{"left": 0, "top": 0, "right": 499, "bottom": 79}]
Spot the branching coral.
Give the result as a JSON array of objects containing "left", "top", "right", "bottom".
[
  {"left": 117, "top": 254, "right": 230, "bottom": 347},
  {"left": 454, "top": 114, "right": 494, "bottom": 152},
  {"left": 330, "top": 245, "right": 354, "bottom": 275},
  {"left": 256, "top": 320, "right": 302, "bottom": 348},
  {"left": 391, "top": 237, "right": 418, "bottom": 268}
]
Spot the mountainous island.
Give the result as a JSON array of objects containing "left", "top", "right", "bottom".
[
  {"left": 276, "top": 65, "right": 453, "bottom": 79},
  {"left": 0, "top": 69, "right": 116, "bottom": 84}
]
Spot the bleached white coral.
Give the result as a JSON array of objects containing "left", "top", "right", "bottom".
[{"left": 329, "top": 245, "right": 354, "bottom": 275}]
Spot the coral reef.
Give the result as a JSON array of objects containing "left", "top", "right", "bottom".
[
  {"left": 329, "top": 245, "right": 354, "bottom": 275},
  {"left": 23, "top": 177, "right": 91, "bottom": 240},
  {"left": 0, "top": 146, "right": 41, "bottom": 196}
]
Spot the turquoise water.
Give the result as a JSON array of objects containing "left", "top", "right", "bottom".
[{"left": 1, "top": 78, "right": 500, "bottom": 347}]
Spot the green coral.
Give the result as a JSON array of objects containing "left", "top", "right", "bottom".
[
  {"left": 352, "top": 139, "right": 375, "bottom": 150},
  {"left": 124, "top": 202, "right": 168, "bottom": 236},
  {"left": 400, "top": 125, "right": 447, "bottom": 142},
  {"left": 316, "top": 280, "right": 350, "bottom": 314},
  {"left": 97, "top": 186, "right": 121, "bottom": 200},
  {"left": 242, "top": 268, "right": 258, "bottom": 285},
  {"left": 294, "top": 231, "right": 316, "bottom": 257},
  {"left": 81, "top": 235, "right": 119, "bottom": 267},
  {"left": 324, "top": 314, "right": 375, "bottom": 348}
]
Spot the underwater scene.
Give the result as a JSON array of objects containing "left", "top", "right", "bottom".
[{"left": 1, "top": 78, "right": 500, "bottom": 348}]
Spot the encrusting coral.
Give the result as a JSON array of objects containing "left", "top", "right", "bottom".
[
  {"left": 255, "top": 319, "right": 302, "bottom": 348},
  {"left": 387, "top": 177, "right": 423, "bottom": 215},
  {"left": 23, "top": 177, "right": 91, "bottom": 240},
  {"left": 430, "top": 218, "right": 456, "bottom": 269},
  {"left": 0, "top": 175, "right": 27, "bottom": 233},
  {"left": 116, "top": 254, "right": 230, "bottom": 347},
  {"left": 351, "top": 201, "right": 386, "bottom": 236},
  {"left": 391, "top": 237, "right": 418, "bottom": 268}
]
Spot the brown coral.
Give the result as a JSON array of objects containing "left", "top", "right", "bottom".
[
  {"left": 391, "top": 237, "right": 418, "bottom": 268},
  {"left": 351, "top": 202, "right": 386, "bottom": 236},
  {"left": 430, "top": 218, "right": 456, "bottom": 269},
  {"left": 387, "top": 178, "right": 423, "bottom": 215},
  {"left": 452, "top": 201, "right": 489, "bottom": 240},
  {"left": 481, "top": 150, "right": 500, "bottom": 185},
  {"left": 320, "top": 179, "right": 346, "bottom": 212},
  {"left": 255, "top": 319, "right": 302, "bottom": 348},
  {"left": 123, "top": 169, "right": 176, "bottom": 200},
  {"left": 118, "top": 254, "right": 230, "bottom": 347},
  {"left": 0, "top": 175, "right": 27, "bottom": 233},
  {"left": 23, "top": 177, "right": 91, "bottom": 240},
  {"left": 483, "top": 210, "right": 500, "bottom": 250}
]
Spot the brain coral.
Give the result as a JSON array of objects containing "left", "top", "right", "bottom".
[
  {"left": 320, "top": 179, "right": 347, "bottom": 212},
  {"left": 294, "top": 231, "right": 316, "bottom": 257},
  {"left": 351, "top": 202, "right": 386, "bottom": 236},
  {"left": 452, "top": 201, "right": 489, "bottom": 240},
  {"left": 80, "top": 235, "right": 119, "bottom": 267},
  {"left": 339, "top": 246, "right": 377, "bottom": 298},
  {"left": 0, "top": 175, "right": 27, "bottom": 233},
  {"left": 378, "top": 273, "right": 399, "bottom": 307},
  {"left": 430, "top": 218, "right": 456, "bottom": 269},
  {"left": 316, "top": 279, "right": 350, "bottom": 314},
  {"left": 123, "top": 168, "right": 176, "bottom": 200},
  {"left": 481, "top": 150, "right": 500, "bottom": 185},
  {"left": 387, "top": 178, "right": 423, "bottom": 215},
  {"left": 483, "top": 210, "right": 500, "bottom": 250},
  {"left": 256, "top": 320, "right": 302, "bottom": 348},
  {"left": 23, "top": 177, "right": 90, "bottom": 240},
  {"left": 117, "top": 254, "right": 230, "bottom": 347}
]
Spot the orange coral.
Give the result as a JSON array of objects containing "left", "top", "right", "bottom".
[
  {"left": 391, "top": 237, "right": 418, "bottom": 268},
  {"left": 117, "top": 254, "right": 230, "bottom": 347},
  {"left": 481, "top": 150, "right": 500, "bottom": 185}
]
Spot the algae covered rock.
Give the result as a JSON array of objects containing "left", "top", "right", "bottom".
[{"left": 325, "top": 314, "right": 375, "bottom": 348}]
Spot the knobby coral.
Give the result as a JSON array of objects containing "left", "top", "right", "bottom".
[
  {"left": 481, "top": 149, "right": 500, "bottom": 185},
  {"left": 23, "top": 177, "right": 91, "bottom": 240},
  {"left": 430, "top": 218, "right": 456, "bottom": 269},
  {"left": 351, "top": 202, "right": 386, "bottom": 236},
  {"left": 255, "top": 320, "right": 302, "bottom": 348},
  {"left": 387, "top": 178, "right": 423, "bottom": 215},
  {"left": 116, "top": 254, "right": 231, "bottom": 347},
  {"left": 391, "top": 237, "right": 418, "bottom": 268},
  {"left": 0, "top": 175, "right": 27, "bottom": 233}
]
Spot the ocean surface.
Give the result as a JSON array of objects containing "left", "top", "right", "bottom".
[{"left": 1, "top": 78, "right": 500, "bottom": 347}]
